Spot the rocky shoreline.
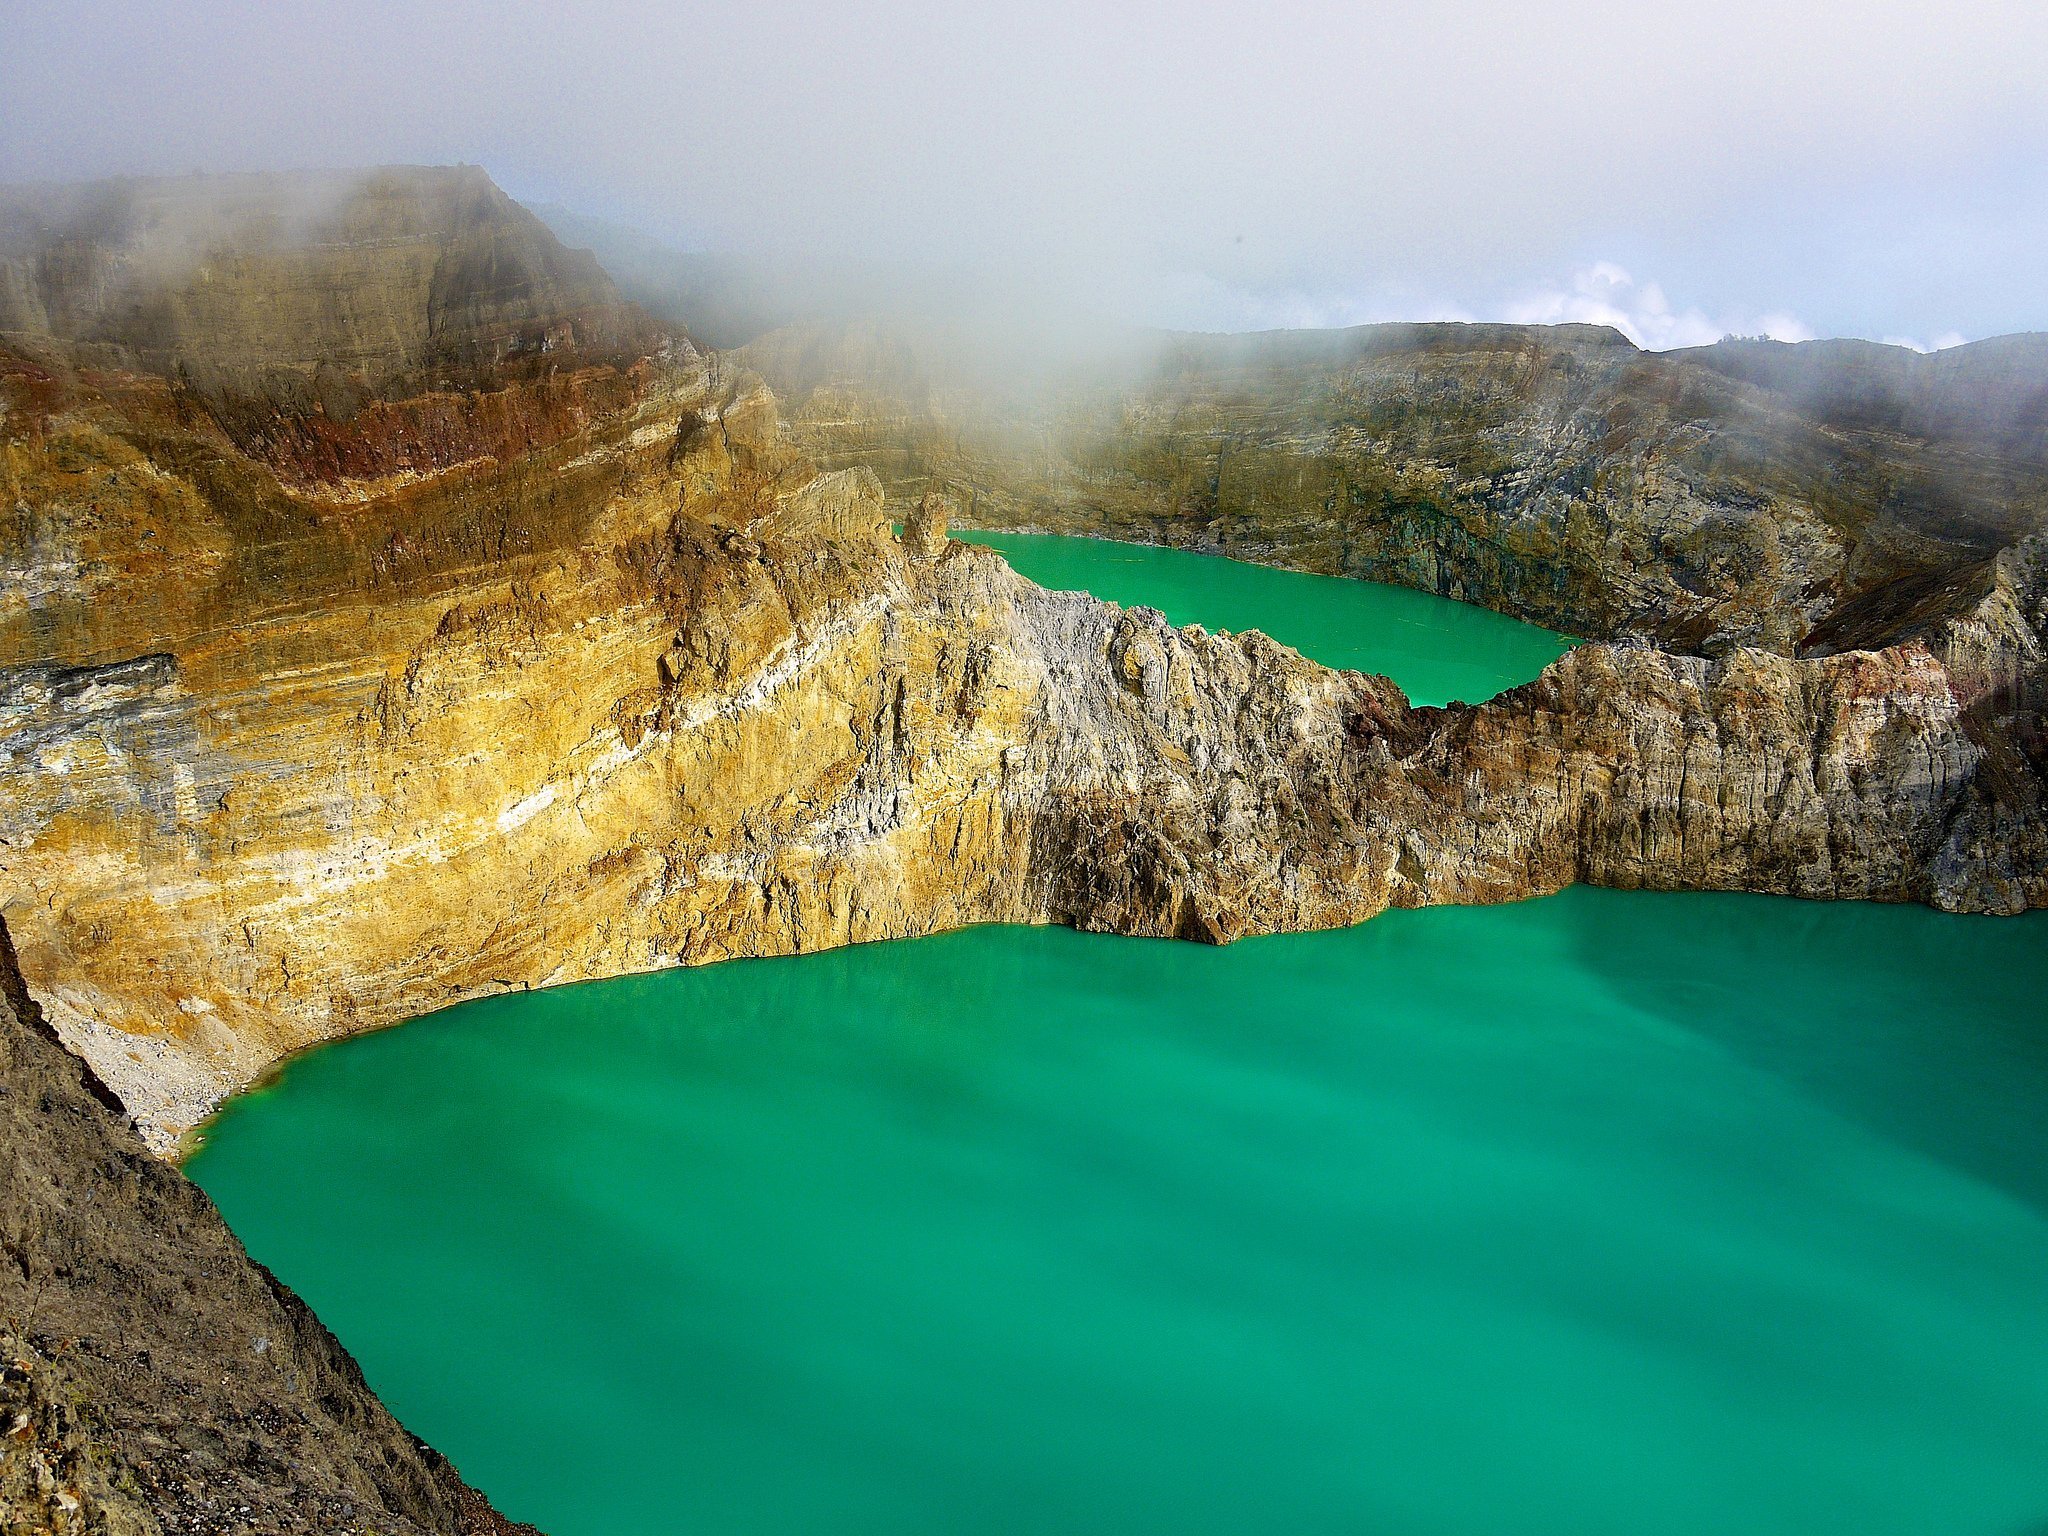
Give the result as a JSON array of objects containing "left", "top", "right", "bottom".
[
  {"left": 2, "top": 360, "right": 2040, "bottom": 1147},
  {"left": 735, "top": 318, "right": 2048, "bottom": 657}
]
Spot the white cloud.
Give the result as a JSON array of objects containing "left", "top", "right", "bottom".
[
  {"left": 1879, "top": 331, "right": 1970, "bottom": 353},
  {"left": 1152, "top": 272, "right": 1477, "bottom": 333},
  {"left": 4, "top": 1, "right": 2039, "bottom": 342},
  {"left": 1504, "top": 264, "right": 1814, "bottom": 351},
  {"left": 1753, "top": 313, "right": 1821, "bottom": 346},
  {"left": 1148, "top": 263, "right": 1835, "bottom": 350}
]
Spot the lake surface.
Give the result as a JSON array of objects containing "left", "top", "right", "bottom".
[
  {"left": 189, "top": 536, "right": 2048, "bottom": 1535},
  {"left": 957, "top": 530, "right": 1571, "bottom": 705}
]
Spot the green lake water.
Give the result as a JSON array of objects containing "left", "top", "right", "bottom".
[
  {"left": 188, "top": 539, "right": 2048, "bottom": 1536},
  {"left": 955, "top": 530, "right": 1573, "bottom": 705}
]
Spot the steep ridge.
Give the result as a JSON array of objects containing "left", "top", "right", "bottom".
[
  {"left": 0, "top": 166, "right": 669, "bottom": 490},
  {"left": 0, "top": 169, "right": 2040, "bottom": 1163},
  {"left": 0, "top": 167, "right": 657, "bottom": 385},
  {"left": 736, "top": 317, "right": 2048, "bottom": 655},
  {"left": 0, "top": 917, "right": 532, "bottom": 1534}
]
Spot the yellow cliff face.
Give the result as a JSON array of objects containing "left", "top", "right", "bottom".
[{"left": 0, "top": 361, "right": 1028, "bottom": 1142}]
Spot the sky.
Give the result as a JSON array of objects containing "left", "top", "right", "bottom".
[{"left": 3, "top": 0, "right": 2045, "bottom": 349}]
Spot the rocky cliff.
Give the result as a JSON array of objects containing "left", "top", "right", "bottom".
[
  {"left": 1, "top": 166, "right": 669, "bottom": 490},
  {"left": 738, "top": 318, "right": 2048, "bottom": 657},
  {"left": 0, "top": 916, "right": 532, "bottom": 1534}
]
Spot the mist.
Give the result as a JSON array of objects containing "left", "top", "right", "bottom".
[{"left": 4, "top": 0, "right": 2046, "bottom": 348}]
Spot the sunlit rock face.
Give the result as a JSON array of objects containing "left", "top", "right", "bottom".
[
  {"left": 737, "top": 318, "right": 2048, "bottom": 657},
  {"left": 0, "top": 171, "right": 2042, "bottom": 1151}
]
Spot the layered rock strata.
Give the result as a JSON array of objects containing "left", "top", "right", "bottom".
[
  {"left": 0, "top": 167, "right": 2041, "bottom": 1535},
  {"left": 0, "top": 166, "right": 670, "bottom": 492}
]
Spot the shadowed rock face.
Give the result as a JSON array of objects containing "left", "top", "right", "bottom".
[
  {"left": 0, "top": 919, "right": 534, "bottom": 1535},
  {"left": 0, "top": 167, "right": 659, "bottom": 383},
  {"left": 735, "top": 318, "right": 2048, "bottom": 657},
  {"left": 1677, "top": 333, "right": 2048, "bottom": 466}
]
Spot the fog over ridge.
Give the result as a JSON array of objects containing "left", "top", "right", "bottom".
[{"left": 3, "top": 0, "right": 2045, "bottom": 347}]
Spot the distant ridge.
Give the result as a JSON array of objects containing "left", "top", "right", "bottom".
[
  {"left": 0, "top": 166, "right": 667, "bottom": 394},
  {"left": 1678, "top": 333, "right": 2048, "bottom": 464}
]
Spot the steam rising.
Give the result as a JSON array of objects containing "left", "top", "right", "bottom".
[{"left": 4, "top": 0, "right": 2045, "bottom": 345}]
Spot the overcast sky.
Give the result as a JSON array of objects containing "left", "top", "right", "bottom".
[{"left": 4, "top": 0, "right": 2044, "bottom": 348}]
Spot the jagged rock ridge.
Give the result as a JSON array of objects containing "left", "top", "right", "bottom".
[
  {"left": 1, "top": 355, "right": 2041, "bottom": 1148},
  {"left": 0, "top": 172, "right": 2041, "bottom": 1152}
]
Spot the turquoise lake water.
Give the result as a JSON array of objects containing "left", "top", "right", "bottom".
[
  {"left": 955, "top": 530, "right": 1572, "bottom": 705},
  {"left": 189, "top": 539, "right": 2048, "bottom": 1536}
]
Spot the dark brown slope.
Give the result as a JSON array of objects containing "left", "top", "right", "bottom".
[{"left": 0, "top": 918, "right": 535, "bottom": 1536}]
